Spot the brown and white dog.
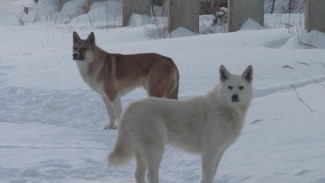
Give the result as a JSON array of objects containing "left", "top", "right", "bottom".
[{"left": 72, "top": 32, "right": 179, "bottom": 129}]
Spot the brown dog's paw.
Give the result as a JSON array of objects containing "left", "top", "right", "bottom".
[{"left": 104, "top": 124, "right": 117, "bottom": 130}]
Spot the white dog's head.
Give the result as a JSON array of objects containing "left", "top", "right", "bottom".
[{"left": 218, "top": 65, "right": 253, "bottom": 106}]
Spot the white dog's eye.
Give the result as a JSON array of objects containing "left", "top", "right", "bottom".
[
  {"left": 239, "top": 86, "right": 244, "bottom": 90},
  {"left": 228, "top": 86, "right": 233, "bottom": 90}
]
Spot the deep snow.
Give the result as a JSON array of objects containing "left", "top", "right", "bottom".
[{"left": 1, "top": 1, "right": 325, "bottom": 183}]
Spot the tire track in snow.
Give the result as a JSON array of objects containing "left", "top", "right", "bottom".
[{"left": 254, "top": 76, "right": 325, "bottom": 98}]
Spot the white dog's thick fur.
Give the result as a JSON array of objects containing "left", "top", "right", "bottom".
[{"left": 108, "top": 65, "right": 253, "bottom": 183}]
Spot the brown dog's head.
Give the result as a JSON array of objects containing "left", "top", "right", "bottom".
[{"left": 72, "top": 32, "right": 95, "bottom": 61}]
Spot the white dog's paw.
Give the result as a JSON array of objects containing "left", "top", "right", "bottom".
[{"left": 104, "top": 124, "right": 117, "bottom": 130}]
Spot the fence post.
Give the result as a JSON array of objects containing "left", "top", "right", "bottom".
[
  {"left": 167, "top": 0, "right": 199, "bottom": 33},
  {"left": 305, "top": 0, "right": 325, "bottom": 33},
  {"left": 228, "top": 0, "right": 264, "bottom": 32},
  {"left": 123, "top": 0, "right": 151, "bottom": 26}
]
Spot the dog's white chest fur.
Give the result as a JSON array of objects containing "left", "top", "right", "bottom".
[
  {"left": 215, "top": 107, "right": 244, "bottom": 143},
  {"left": 76, "top": 60, "right": 105, "bottom": 96}
]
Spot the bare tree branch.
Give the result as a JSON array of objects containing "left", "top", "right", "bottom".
[{"left": 291, "top": 85, "right": 314, "bottom": 112}]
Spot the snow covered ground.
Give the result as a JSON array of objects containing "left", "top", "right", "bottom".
[{"left": 1, "top": 1, "right": 325, "bottom": 183}]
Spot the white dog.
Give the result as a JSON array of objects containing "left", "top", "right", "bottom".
[{"left": 108, "top": 65, "right": 253, "bottom": 183}]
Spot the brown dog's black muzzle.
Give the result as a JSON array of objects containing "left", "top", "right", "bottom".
[{"left": 72, "top": 49, "right": 85, "bottom": 61}]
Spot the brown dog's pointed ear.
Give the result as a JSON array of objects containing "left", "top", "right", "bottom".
[
  {"left": 87, "top": 32, "right": 95, "bottom": 45},
  {"left": 219, "top": 65, "right": 230, "bottom": 82},
  {"left": 73, "top": 31, "right": 80, "bottom": 44},
  {"left": 242, "top": 65, "right": 253, "bottom": 83}
]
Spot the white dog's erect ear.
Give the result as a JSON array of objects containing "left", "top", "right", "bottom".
[
  {"left": 73, "top": 31, "right": 80, "bottom": 44},
  {"left": 87, "top": 32, "right": 95, "bottom": 45},
  {"left": 242, "top": 65, "right": 253, "bottom": 83},
  {"left": 219, "top": 65, "right": 230, "bottom": 82}
]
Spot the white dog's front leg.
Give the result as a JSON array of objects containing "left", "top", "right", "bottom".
[
  {"left": 213, "top": 151, "right": 224, "bottom": 176},
  {"left": 102, "top": 97, "right": 117, "bottom": 130},
  {"left": 201, "top": 151, "right": 218, "bottom": 183}
]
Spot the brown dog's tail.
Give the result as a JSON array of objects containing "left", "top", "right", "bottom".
[
  {"left": 108, "top": 129, "right": 133, "bottom": 167},
  {"left": 167, "top": 61, "right": 179, "bottom": 99}
]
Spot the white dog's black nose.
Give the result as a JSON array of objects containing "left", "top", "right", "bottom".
[{"left": 232, "top": 94, "right": 239, "bottom": 102}]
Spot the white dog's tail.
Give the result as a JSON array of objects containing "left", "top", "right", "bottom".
[{"left": 108, "top": 132, "right": 133, "bottom": 167}]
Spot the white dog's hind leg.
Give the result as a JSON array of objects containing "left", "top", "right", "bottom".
[
  {"left": 135, "top": 152, "right": 146, "bottom": 183},
  {"left": 145, "top": 145, "right": 164, "bottom": 183}
]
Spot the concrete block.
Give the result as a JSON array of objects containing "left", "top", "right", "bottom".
[
  {"left": 167, "top": 0, "right": 199, "bottom": 33},
  {"left": 123, "top": 0, "right": 151, "bottom": 26},
  {"left": 88, "top": 0, "right": 107, "bottom": 4},
  {"left": 59, "top": 0, "right": 71, "bottom": 10},
  {"left": 305, "top": 0, "right": 325, "bottom": 33},
  {"left": 228, "top": 0, "right": 264, "bottom": 32},
  {"left": 58, "top": 0, "right": 107, "bottom": 11}
]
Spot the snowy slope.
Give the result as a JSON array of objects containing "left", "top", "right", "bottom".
[{"left": 1, "top": 1, "right": 325, "bottom": 183}]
